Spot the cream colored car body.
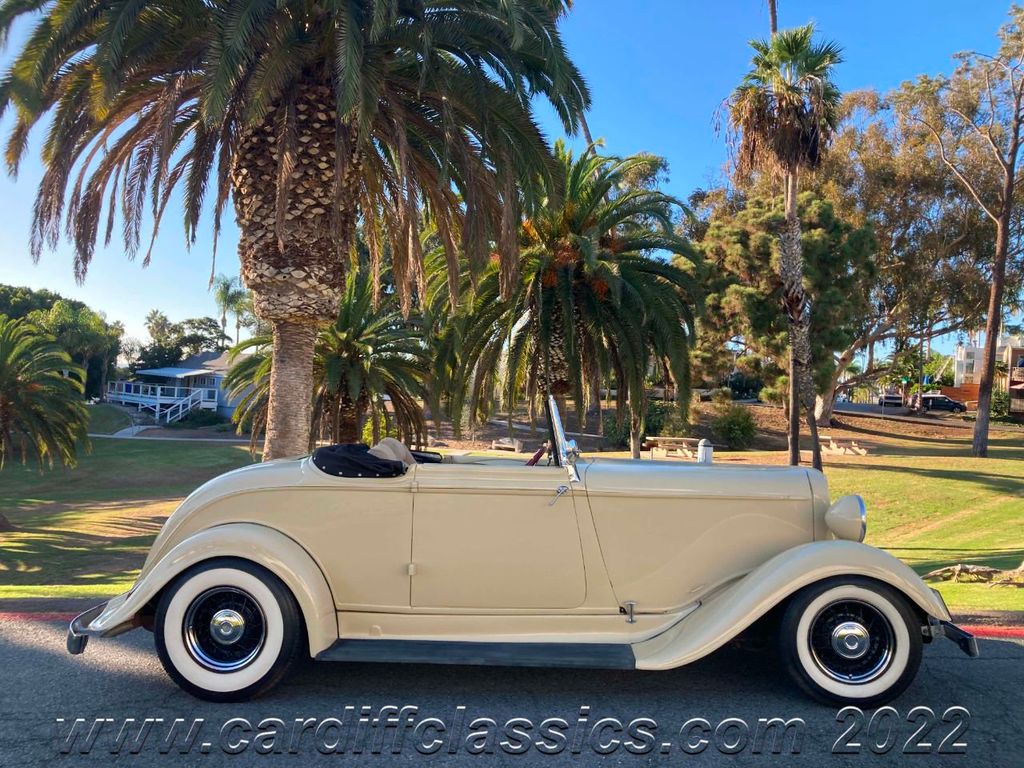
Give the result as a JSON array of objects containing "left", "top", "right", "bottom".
[{"left": 73, "top": 442, "right": 951, "bottom": 671}]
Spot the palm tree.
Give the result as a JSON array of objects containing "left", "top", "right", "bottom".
[
  {"left": 212, "top": 274, "right": 250, "bottom": 344},
  {"left": 144, "top": 310, "right": 173, "bottom": 343},
  {"left": 728, "top": 24, "right": 842, "bottom": 470},
  {"left": 450, "top": 143, "right": 701, "bottom": 455},
  {"left": 98, "top": 320, "right": 124, "bottom": 401},
  {"left": 225, "top": 267, "right": 429, "bottom": 452},
  {"left": 0, "top": 315, "right": 89, "bottom": 469},
  {"left": 1, "top": 0, "right": 589, "bottom": 460}
]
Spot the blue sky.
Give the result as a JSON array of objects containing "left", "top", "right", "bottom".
[{"left": 0, "top": 1, "right": 1013, "bottom": 342}]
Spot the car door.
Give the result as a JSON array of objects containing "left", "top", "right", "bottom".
[{"left": 409, "top": 462, "right": 587, "bottom": 609}]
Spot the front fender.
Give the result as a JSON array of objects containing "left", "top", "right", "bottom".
[
  {"left": 633, "top": 540, "right": 949, "bottom": 671},
  {"left": 79, "top": 523, "right": 338, "bottom": 656}
]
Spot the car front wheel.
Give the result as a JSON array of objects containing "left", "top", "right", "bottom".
[
  {"left": 155, "top": 558, "right": 304, "bottom": 702},
  {"left": 778, "top": 578, "right": 922, "bottom": 706}
]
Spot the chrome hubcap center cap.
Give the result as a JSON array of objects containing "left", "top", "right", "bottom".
[
  {"left": 209, "top": 609, "right": 245, "bottom": 645},
  {"left": 831, "top": 621, "right": 870, "bottom": 659}
]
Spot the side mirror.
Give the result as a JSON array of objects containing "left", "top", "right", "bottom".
[{"left": 564, "top": 439, "right": 580, "bottom": 461}]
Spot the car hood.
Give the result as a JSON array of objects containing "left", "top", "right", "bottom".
[{"left": 581, "top": 457, "right": 815, "bottom": 500}]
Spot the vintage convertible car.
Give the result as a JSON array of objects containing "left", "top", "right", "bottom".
[{"left": 67, "top": 397, "right": 977, "bottom": 704}]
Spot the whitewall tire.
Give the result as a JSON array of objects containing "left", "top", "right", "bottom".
[
  {"left": 779, "top": 577, "right": 923, "bottom": 706},
  {"left": 155, "top": 558, "right": 304, "bottom": 701}
]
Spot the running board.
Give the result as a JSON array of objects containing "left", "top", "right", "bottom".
[{"left": 316, "top": 639, "right": 636, "bottom": 669}]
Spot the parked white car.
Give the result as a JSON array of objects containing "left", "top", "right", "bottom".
[{"left": 68, "top": 397, "right": 977, "bottom": 704}]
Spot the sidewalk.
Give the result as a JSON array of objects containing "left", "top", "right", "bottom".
[{"left": 87, "top": 432, "right": 249, "bottom": 443}]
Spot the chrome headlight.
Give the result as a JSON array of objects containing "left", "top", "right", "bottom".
[{"left": 825, "top": 495, "right": 867, "bottom": 542}]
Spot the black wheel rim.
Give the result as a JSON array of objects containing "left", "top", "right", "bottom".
[
  {"left": 183, "top": 587, "right": 266, "bottom": 673},
  {"left": 808, "top": 599, "right": 895, "bottom": 684}
]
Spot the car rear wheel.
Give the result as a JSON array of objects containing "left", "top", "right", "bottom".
[
  {"left": 778, "top": 578, "right": 922, "bottom": 706},
  {"left": 155, "top": 558, "right": 304, "bottom": 702}
]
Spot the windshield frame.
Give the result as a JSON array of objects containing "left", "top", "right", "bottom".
[{"left": 546, "top": 394, "right": 580, "bottom": 482}]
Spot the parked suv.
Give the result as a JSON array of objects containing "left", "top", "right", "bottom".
[
  {"left": 877, "top": 393, "right": 904, "bottom": 408},
  {"left": 921, "top": 393, "right": 967, "bottom": 414}
]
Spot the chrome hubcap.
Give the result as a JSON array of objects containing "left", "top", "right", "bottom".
[
  {"left": 808, "top": 599, "right": 895, "bottom": 684},
  {"left": 210, "top": 609, "right": 246, "bottom": 645},
  {"left": 831, "top": 621, "right": 870, "bottom": 659},
  {"left": 183, "top": 587, "right": 266, "bottom": 673}
]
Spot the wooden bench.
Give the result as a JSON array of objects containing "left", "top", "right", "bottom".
[
  {"left": 646, "top": 436, "right": 699, "bottom": 460},
  {"left": 490, "top": 437, "right": 523, "bottom": 453},
  {"left": 819, "top": 434, "right": 869, "bottom": 456}
]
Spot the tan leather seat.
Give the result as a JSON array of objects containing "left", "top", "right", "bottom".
[{"left": 368, "top": 437, "right": 416, "bottom": 466}]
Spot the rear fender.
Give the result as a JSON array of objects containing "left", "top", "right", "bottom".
[
  {"left": 82, "top": 523, "right": 337, "bottom": 656},
  {"left": 633, "top": 540, "right": 948, "bottom": 670}
]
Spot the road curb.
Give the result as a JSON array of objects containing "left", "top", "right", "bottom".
[{"left": 959, "top": 625, "right": 1024, "bottom": 640}]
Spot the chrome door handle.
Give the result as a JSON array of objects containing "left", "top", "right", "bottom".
[{"left": 549, "top": 485, "right": 570, "bottom": 505}]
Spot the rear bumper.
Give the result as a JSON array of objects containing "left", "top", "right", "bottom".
[{"left": 66, "top": 602, "right": 108, "bottom": 654}]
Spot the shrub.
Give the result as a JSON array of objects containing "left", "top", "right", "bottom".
[
  {"left": 992, "top": 390, "right": 1010, "bottom": 419},
  {"left": 724, "top": 371, "right": 763, "bottom": 400},
  {"left": 644, "top": 401, "right": 669, "bottom": 436},
  {"left": 758, "top": 378, "right": 787, "bottom": 406},
  {"left": 712, "top": 404, "right": 756, "bottom": 450},
  {"left": 168, "top": 409, "right": 225, "bottom": 429},
  {"left": 602, "top": 412, "right": 630, "bottom": 447},
  {"left": 602, "top": 400, "right": 689, "bottom": 447},
  {"left": 659, "top": 410, "right": 689, "bottom": 436},
  {"left": 361, "top": 411, "right": 400, "bottom": 444},
  {"left": 710, "top": 387, "right": 733, "bottom": 405}
]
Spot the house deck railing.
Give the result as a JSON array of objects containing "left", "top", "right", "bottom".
[{"left": 107, "top": 381, "right": 218, "bottom": 423}]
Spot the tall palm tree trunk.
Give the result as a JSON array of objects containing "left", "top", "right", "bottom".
[
  {"left": 629, "top": 409, "right": 643, "bottom": 460},
  {"left": 99, "top": 352, "right": 110, "bottom": 402},
  {"left": 335, "top": 394, "right": 364, "bottom": 445},
  {"left": 780, "top": 170, "right": 822, "bottom": 470},
  {"left": 80, "top": 354, "right": 91, "bottom": 395},
  {"left": 265, "top": 321, "right": 318, "bottom": 457},
  {"left": 233, "top": 81, "right": 360, "bottom": 459}
]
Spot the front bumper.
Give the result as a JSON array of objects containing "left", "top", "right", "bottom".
[{"left": 66, "top": 602, "right": 109, "bottom": 654}]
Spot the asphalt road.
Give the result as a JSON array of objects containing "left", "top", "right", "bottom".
[{"left": 1, "top": 616, "right": 1021, "bottom": 767}]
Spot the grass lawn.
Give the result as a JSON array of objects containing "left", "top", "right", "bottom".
[
  {"left": 0, "top": 439, "right": 255, "bottom": 595},
  {"left": 85, "top": 403, "right": 135, "bottom": 434},
  {"left": 827, "top": 452, "right": 1024, "bottom": 612},
  {"left": 0, "top": 422, "right": 1021, "bottom": 614}
]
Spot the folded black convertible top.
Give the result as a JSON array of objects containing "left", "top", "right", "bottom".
[{"left": 311, "top": 443, "right": 407, "bottom": 478}]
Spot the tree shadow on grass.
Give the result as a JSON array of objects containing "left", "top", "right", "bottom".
[
  {"left": 830, "top": 421, "right": 1024, "bottom": 457},
  {"left": 884, "top": 546, "right": 1024, "bottom": 572},
  {"left": 828, "top": 460, "right": 1024, "bottom": 497}
]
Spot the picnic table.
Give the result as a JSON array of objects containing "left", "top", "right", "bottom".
[
  {"left": 645, "top": 436, "right": 700, "bottom": 460},
  {"left": 490, "top": 437, "right": 523, "bottom": 453},
  {"left": 819, "top": 434, "right": 869, "bottom": 456}
]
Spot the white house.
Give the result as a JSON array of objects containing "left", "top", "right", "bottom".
[{"left": 107, "top": 350, "right": 242, "bottom": 423}]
